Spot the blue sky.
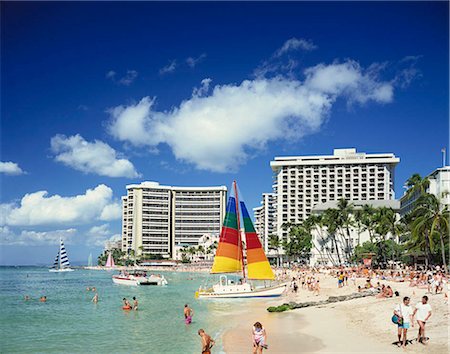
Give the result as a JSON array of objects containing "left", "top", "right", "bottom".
[{"left": 1, "top": 1, "right": 448, "bottom": 265}]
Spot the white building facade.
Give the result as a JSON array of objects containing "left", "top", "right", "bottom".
[
  {"left": 253, "top": 193, "right": 277, "bottom": 253},
  {"left": 121, "top": 181, "right": 226, "bottom": 259},
  {"left": 270, "top": 148, "right": 400, "bottom": 242},
  {"left": 400, "top": 166, "right": 450, "bottom": 216}
]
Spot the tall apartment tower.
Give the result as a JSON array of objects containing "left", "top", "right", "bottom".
[
  {"left": 270, "top": 148, "right": 400, "bottom": 241},
  {"left": 253, "top": 193, "right": 277, "bottom": 253},
  {"left": 121, "top": 181, "right": 227, "bottom": 259}
]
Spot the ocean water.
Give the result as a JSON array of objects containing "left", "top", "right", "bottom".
[{"left": 0, "top": 267, "right": 246, "bottom": 353}]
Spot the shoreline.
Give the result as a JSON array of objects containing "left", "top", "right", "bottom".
[{"left": 222, "top": 275, "right": 449, "bottom": 353}]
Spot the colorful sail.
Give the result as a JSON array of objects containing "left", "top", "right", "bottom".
[
  {"left": 211, "top": 189, "right": 242, "bottom": 274},
  {"left": 240, "top": 201, "right": 275, "bottom": 280},
  {"left": 105, "top": 252, "right": 115, "bottom": 268}
]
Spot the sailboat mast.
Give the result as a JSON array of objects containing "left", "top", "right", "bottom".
[{"left": 233, "top": 181, "right": 246, "bottom": 280}]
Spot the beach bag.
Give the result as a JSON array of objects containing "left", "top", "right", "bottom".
[{"left": 392, "top": 305, "right": 403, "bottom": 325}]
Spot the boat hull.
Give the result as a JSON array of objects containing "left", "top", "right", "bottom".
[
  {"left": 112, "top": 275, "right": 168, "bottom": 286},
  {"left": 49, "top": 268, "right": 74, "bottom": 272},
  {"left": 196, "top": 284, "right": 286, "bottom": 299}
]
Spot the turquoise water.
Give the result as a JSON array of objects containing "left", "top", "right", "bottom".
[{"left": 0, "top": 267, "right": 244, "bottom": 353}]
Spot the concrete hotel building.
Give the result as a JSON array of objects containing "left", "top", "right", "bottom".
[
  {"left": 270, "top": 148, "right": 400, "bottom": 241},
  {"left": 121, "top": 181, "right": 227, "bottom": 259},
  {"left": 253, "top": 193, "right": 277, "bottom": 252},
  {"left": 400, "top": 166, "right": 450, "bottom": 216}
]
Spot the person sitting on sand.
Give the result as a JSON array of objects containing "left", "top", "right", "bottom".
[
  {"left": 198, "top": 329, "right": 215, "bottom": 354},
  {"left": 376, "top": 284, "right": 386, "bottom": 298},
  {"left": 184, "top": 304, "right": 194, "bottom": 324},
  {"left": 252, "top": 322, "right": 267, "bottom": 354},
  {"left": 92, "top": 293, "right": 98, "bottom": 303},
  {"left": 39, "top": 296, "right": 47, "bottom": 302}
]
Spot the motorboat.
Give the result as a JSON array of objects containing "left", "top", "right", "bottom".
[{"left": 112, "top": 270, "right": 168, "bottom": 286}]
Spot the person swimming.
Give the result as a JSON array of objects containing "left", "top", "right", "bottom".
[
  {"left": 133, "top": 297, "right": 138, "bottom": 311},
  {"left": 122, "top": 298, "right": 131, "bottom": 310}
]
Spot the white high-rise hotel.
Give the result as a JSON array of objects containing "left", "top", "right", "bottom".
[
  {"left": 269, "top": 148, "right": 400, "bottom": 241},
  {"left": 121, "top": 181, "right": 227, "bottom": 258},
  {"left": 253, "top": 193, "right": 277, "bottom": 252}
]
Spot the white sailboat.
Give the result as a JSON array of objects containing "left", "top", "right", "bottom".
[{"left": 49, "top": 238, "right": 74, "bottom": 272}]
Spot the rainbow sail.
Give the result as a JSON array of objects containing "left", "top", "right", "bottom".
[
  {"left": 240, "top": 201, "right": 275, "bottom": 280},
  {"left": 211, "top": 188, "right": 242, "bottom": 274}
]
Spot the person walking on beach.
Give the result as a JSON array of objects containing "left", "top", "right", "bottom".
[
  {"left": 313, "top": 280, "right": 320, "bottom": 296},
  {"left": 184, "top": 304, "right": 194, "bottom": 324},
  {"left": 198, "top": 329, "right": 215, "bottom": 354},
  {"left": 393, "top": 296, "right": 414, "bottom": 348},
  {"left": 252, "top": 322, "right": 267, "bottom": 353},
  {"left": 133, "top": 297, "right": 138, "bottom": 311},
  {"left": 413, "top": 296, "right": 432, "bottom": 344}
]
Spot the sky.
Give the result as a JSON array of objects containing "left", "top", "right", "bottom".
[{"left": 1, "top": 1, "right": 448, "bottom": 265}]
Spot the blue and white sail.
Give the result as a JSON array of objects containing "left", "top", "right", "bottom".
[{"left": 49, "top": 239, "right": 74, "bottom": 272}]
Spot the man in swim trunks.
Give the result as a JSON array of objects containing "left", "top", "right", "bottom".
[
  {"left": 198, "top": 329, "right": 215, "bottom": 354},
  {"left": 413, "top": 295, "right": 432, "bottom": 344},
  {"left": 184, "top": 304, "right": 194, "bottom": 324},
  {"left": 133, "top": 296, "right": 138, "bottom": 311}
]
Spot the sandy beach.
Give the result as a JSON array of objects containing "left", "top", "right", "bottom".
[{"left": 223, "top": 274, "right": 449, "bottom": 353}]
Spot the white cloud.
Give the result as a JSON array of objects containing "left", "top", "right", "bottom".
[
  {"left": 106, "top": 70, "right": 138, "bottom": 85},
  {"left": 304, "top": 60, "right": 394, "bottom": 104},
  {"left": 159, "top": 60, "right": 177, "bottom": 75},
  {"left": 50, "top": 134, "right": 140, "bottom": 178},
  {"left": 86, "top": 224, "right": 120, "bottom": 247},
  {"left": 0, "top": 226, "right": 77, "bottom": 245},
  {"left": 1, "top": 184, "right": 121, "bottom": 226},
  {"left": 275, "top": 38, "right": 317, "bottom": 57},
  {"left": 107, "top": 59, "right": 396, "bottom": 172},
  {"left": 186, "top": 53, "right": 207, "bottom": 68},
  {"left": 0, "top": 161, "right": 25, "bottom": 175}
]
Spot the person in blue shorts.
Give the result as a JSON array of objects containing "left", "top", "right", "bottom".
[{"left": 393, "top": 296, "right": 414, "bottom": 348}]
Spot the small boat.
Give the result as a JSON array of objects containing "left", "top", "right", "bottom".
[
  {"left": 105, "top": 252, "right": 115, "bottom": 269},
  {"left": 112, "top": 270, "right": 168, "bottom": 286},
  {"left": 49, "top": 238, "right": 74, "bottom": 272},
  {"left": 196, "top": 181, "right": 286, "bottom": 299}
]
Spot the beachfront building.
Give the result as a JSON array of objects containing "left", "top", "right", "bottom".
[
  {"left": 253, "top": 192, "right": 277, "bottom": 253},
  {"left": 400, "top": 166, "right": 450, "bottom": 216},
  {"left": 121, "top": 181, "right": 227, "bottom": 259},
  {"left": 309, "top": 200, "right": 400, "bottom": 266},
  {"left": 174, "top": 234, "right": 219, "bottom": 261},
  {"left": 270, "top": 148, "right": 400, "bottom": 242}
]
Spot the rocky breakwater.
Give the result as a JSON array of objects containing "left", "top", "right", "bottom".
[{"left": 267, "top": 290, "right": 378, "bottom": 312}]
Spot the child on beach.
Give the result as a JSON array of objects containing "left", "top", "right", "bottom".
[{"left": 252, "top": 322, "right": 267, "bottom": 353}]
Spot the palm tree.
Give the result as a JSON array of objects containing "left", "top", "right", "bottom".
[
  {"left": 336, "top": 199, "right": 354, "bottom": 261},
  {"left": 360, "top": 205, "right": 377, "bottom": 243},
  {"left": 405, "top": 174, "right": 430, "bottom": 198},
  {"left": 268, "top": 234, "right": 281, "bottom": 266},
  {"left": 322, "top": 208, "right": 342, "bottom": 264},
  {"left": 413, "top": 194, "right": 449, "bottom": 271}
]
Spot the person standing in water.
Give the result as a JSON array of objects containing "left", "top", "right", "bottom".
[
  {"left": 92, "top": 293, "right": 98, "bottom": 303},
  {"left": 198, "top": 329, "right": 215, "bottom": 354},
  {"left": 133, "top": 296, "right": 138, "bottom": 311},
  {"left": 184, "top": 304, "right": 194, "bottom": 324},
  {"left": 252, "top": 322, "right": 267, "bottom": 353}
]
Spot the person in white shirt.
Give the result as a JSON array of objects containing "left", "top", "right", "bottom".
[
  {"left": 413, "top": 295, "right": 432, "bottom": 344},
  {"left": 393, "top": 296, "right": 414, "bottom": 348}
]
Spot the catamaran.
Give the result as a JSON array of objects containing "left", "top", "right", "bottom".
[
  {"left": 196, "top": 181, "right": 286, "bottom": 298},
  {"left": 49, "top": 238, "right": 74, "bottom": 272}
]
